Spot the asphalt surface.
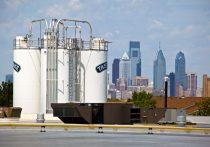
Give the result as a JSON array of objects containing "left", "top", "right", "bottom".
[{"left": 0, "top": 129, "right": 209, "bottom": 147}]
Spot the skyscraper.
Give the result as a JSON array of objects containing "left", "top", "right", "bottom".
[
  {"left": 187, "top": 73, "right": 197, "bottom": 96},
  {"left": 119, "top": 52, "right": 131, "bottom": 86},
  {"left": 112, "top": 58, "right": 120, "bottom": 85},
  {"left": 153, "top": 50, "right": 166, "bottom": 92},
  {"left": 169, "top": 72, "right": 175, "bottom": 96},
  {"left": 203, "top": 74, "right": 210, "bottom": 97},
  {"left": 175, "top": 51, "right": 187, "bottom": 96},
  {"left": 129, "top": 41, "right": 141, "bottom": 81}
]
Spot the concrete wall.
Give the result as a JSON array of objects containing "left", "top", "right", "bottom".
[{"left": 187, "top": 116, "right": 210, "bottom": 124}]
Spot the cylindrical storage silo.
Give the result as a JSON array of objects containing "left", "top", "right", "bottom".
[
  {"left": 13, "top": 42, "right": 41, "bottom": 113},
  {"left": 15, "top": 36, "right": 28, "bottom": 48},
  {"left": 80, "top": 49, "right": 107, "bottom": 103},
  {"left": 57, "top": 48, "right": 69, "bottom": 103},
  {"left": 91, "top": 38, "right": 106, "bottom": 50},
  {"left": 40, "top": 48, "right": 47, "bottom": 114}
]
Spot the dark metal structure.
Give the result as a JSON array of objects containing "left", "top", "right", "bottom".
[
  {"left": 164, "top": 78, "right": 168, "bottom": 108},
  {"left": 51, "top": 103, "right": 166, "bottom": 124}
]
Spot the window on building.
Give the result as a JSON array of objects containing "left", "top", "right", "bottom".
[{"left": 132, "top": 51, "right": 138, "bottom": 57}]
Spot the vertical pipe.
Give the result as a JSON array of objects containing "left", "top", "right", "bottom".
[{"left": 40, "top": 21, "right": 41, "bottom": 46}]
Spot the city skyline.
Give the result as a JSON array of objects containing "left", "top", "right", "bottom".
[{"left": 0, "top": 0, "right": 210, "bottom": 88}]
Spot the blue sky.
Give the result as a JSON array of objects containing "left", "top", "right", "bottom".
[{"left": 0, "top": 0, "right": 210, "bottom": 87}]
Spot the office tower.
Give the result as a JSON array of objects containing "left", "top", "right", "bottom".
[
  {"left": 129, "top": 41, "right": 141, "bottom": 81},
  {"left": 186, "top": 73, "right": 197, "bottom": 96},
  {"left": 132, "top": 76, "right": 149, "bottom": 87},
  {"left": 203, "top": 74, "right": 210, "bottom": 97},
  {"left": 119, "top": 52, "right": 131, "bottom": 86},
  {"left": 5, "top": 74, "right": 13, "bottom": 83},
  {"left": 116, "top": 78, "right": 127, "bottom": 91},
  {"left": 112, "top": 58, "right": 120, "bottom": 85},
  {"left": 169, "top": 72, "right": 175, "bottom": 96},
  {"left": 175, "top": 51, "right": 187, "bottom": 96},
  {"left": 153, "top": 50, "right": 166, "bottom": 92}
]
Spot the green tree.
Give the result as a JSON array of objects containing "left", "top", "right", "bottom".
[
  {"left": 130, "top": 91, "right": 156, "bottom": 108},
  {"left": 0, "top": 81, "right": 13, "bottom": 107},
  {"left": 194, "top": 98, "right": 210, "bottom": 116}
]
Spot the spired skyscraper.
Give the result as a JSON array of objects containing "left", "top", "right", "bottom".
[
  {"left": 129, "top": 41, "right": 141, "bottom": 81},
  {"left": 119, "top": 52, "right": 131, "bottom": 86},
  {"left": 175, "top": 51, "right": 187, "bottom": 96},
  {"left": 153, "top": 50, "right": 166, "bottom": 92},
  {"left": 112, "top": 58, "right": 120, "bottom": 85}
]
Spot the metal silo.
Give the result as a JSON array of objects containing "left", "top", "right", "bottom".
[
  {"left": 57, "top": 48, "right": 69, "bottom": 103},
  {"left": 13, "top": 36, "right": 41, "bottom": 114},
  {"left": 80, "top": 38, "right": 108, "bottom": 103}
]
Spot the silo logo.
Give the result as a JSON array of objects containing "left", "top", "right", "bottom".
[
  {"left": 13, "top": 61, "right": 21, "bottom": 72},
  {"left": 96, "top": 62, "right": 107, "bottom": 73}
]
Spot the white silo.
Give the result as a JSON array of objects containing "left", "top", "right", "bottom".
[
  {"left": 40, "top": 48, "right": 47, "bottom": 114},
  {"left": 57, "top": 48, "right": 69, "bottom": 103},
  {"left": 13, "top": 36, "right": 41, "bottom": 114},
  {"left": 80, "top": 38, "right": 107, "bottom": 103}
]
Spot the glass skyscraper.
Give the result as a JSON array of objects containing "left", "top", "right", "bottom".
[
  {"left": 129, "top": 41, "right": 141, "bottom": 81},
  {"left": 153, "top": 50, "right": 166, "bottom": 92},
  {"left": 175, "top": 51, "right": 187, "bottom": 96},
  {"left": 169, "top": 72, "right": 175, "bottom": 96},
  {"left": 112, "top": 58, "right": 120, "bottom": 85},
  {"left": 119, "top": 52, "right": 131, "bottom": 86}
]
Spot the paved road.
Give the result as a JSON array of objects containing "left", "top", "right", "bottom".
[{"left": 0, "top": 129, "right": 209, "bottom": 147}]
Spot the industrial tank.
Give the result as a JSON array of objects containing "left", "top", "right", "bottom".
[
  {"left": 13, "top": 36, "right": 41, "bottom": 114},
  {"left": 57, "top": 48, "right": 69, "bottom": 103},
  {"left": 80, "top": 38, "right": 107, "bottom": 103},
  {"left": 13, "top": 19, "right": 109, "bottom": 114},
  {"left": 40, "top": 48, "right": 47, "bottom": 114}
]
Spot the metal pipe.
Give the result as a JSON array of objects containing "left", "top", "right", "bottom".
[
  {"left": 55, "top": 19, "right": 92, "bottom": 45},
  {"left": 29, "top": 19, "right": 48, "bottom": 38},
  {"left": 64, "top": 25, "right": 82, "bottom": 47}
]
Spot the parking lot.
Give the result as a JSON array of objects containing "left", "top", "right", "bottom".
[{"left": 0, "top": 129, "right": 209, "bottom": 147}]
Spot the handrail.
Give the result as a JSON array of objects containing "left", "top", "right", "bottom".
[
  {"left": 0, "top": 123, "right": 210, "bottom": 132},
  {"left": 29, "top": 19, "right": 48, "bottom": 38}
]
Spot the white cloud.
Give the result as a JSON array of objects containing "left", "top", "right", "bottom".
[
  {"left": 169, "top": 24, "right": 205, "bottom": 38},
  {"left": 68, "top": 0, "right": 82, "bottom": 10},
  {"left": 3, "top": 0, "right": 27, "bottom": 8},
  {"left": 150, "top": 19, "right": 165, "bottom": 30},
  {"left": 103, "top": 30, "right": 121, "bottom": 39},
  {"left": 44, "top": 0, "right": 82, "bottom": 18},
  {"left": 45, "top": 4, "right": 70, "bottom": 18},
  {"left": 114, "top": 30, "right": 120, "bottom": 35},
  {"left": 104, "top": 32, "right": 114, "bottom": 38}
]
